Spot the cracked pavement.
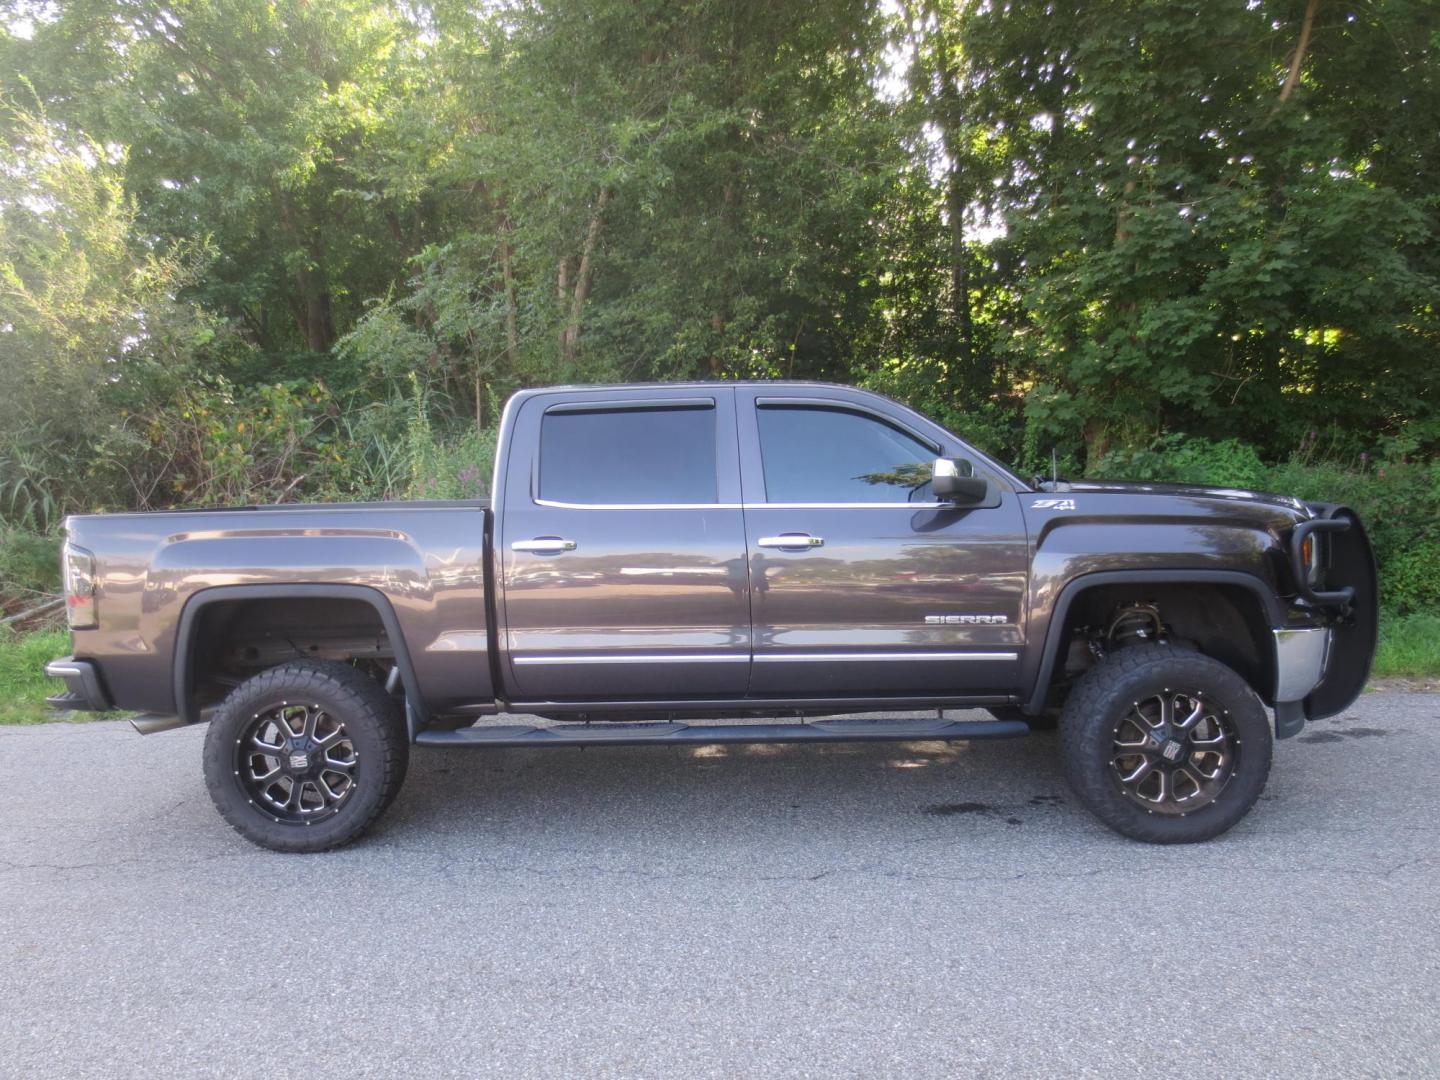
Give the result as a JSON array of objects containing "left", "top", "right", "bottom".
[{"left": 1, "top": 693, "right": 1437, "bottom": 1079}]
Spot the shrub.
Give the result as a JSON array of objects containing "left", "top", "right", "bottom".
[
  {"left": 309, "top": 398, "right": 414, "bottom": 502},
  {"left": 0, "top": 443, "right": 63, "bottom": 532},
  {"left": 90, "top": 378, "right": 330, "bottom": 508},
  {"left": 406, "top": 426, "right": 496, "bottom": 501},
  {"left": 0, "top": 525, "right": 61, "bottom": 594},
  {"left": 1089, "top": 434, "right": 1268, "bottom": 491},
  {"left": 400, "top": 393, "right": 495, "bottom": 501},
  {"left": 1376, "top": 540, "right": 1440, "bottom": 616}
]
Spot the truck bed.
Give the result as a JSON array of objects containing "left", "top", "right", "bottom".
[{"left": 64, "top": 501, "right": 495, "bottom": 718}]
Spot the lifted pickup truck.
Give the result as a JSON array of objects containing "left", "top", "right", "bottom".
[{"left": 48, "top": 382, "right": 1376, "bottom": 850}]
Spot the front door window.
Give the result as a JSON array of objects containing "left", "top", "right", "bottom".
[{"left": 756, "top": 404, "right": 935, "bottom": 504}]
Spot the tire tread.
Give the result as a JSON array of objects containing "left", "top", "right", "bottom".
[
  {"left": 202, "top": 660, "right": 407, "bottom": 853},
  {"left": 1058, "top": 645, "right": 1272, "bottom": 844}
]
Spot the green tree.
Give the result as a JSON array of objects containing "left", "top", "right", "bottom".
[
  {"left": 3, "top": 0, "right": 1436, "bottom": 509},
  {"left": 6, "top": 0, "right": 423, "bottom": 371},
  {"left": 343, "top": 0, "right": 906, "bottom": 430},
  {"left": 0, "top": 100, "right": 229, "bottom": 518},
  {"left": 943, "top": 0, "right": 1438, "bottom": 467}
]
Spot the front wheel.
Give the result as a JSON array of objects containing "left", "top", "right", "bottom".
[
  {"left": 202, "top": 660, "right": 408, "bottom": 852},
  {"left": 1058, "top": 646, "right": 1272, "bottom": 844}
]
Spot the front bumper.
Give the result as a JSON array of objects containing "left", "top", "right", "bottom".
[
  {"left": 1274, "top": 627, "right": 1330, "bottom": 702},
  {"left": 1272, "top": 627, "right": 1331, "bottom": 739},
  {"left": 44, "top": 657, "right": 112, "bottom": 713}
]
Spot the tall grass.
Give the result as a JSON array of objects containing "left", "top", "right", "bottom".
[
  {"left": 0, "top": 445, "right": 63, "bottom": 533},
  {"left": 0, "top": 629, "right": 72, "bottom": 724},
  {"left": 1372, "top": 614, "right": 1440, "bottom": 680}
]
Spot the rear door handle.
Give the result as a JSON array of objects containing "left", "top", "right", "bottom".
[
  {"left": 757, "top": 534, "right": 824, "bottom": 550},
  {"left": 511, "top": 538, "right": 577, "bottom": 554}
]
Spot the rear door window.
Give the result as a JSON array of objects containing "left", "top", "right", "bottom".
[{"left": 539, "top": 404, "right": 718, "bottom": 505}]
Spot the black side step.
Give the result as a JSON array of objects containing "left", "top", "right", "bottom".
[{"left": 415, "top": 716, "right": 1031, "bottom": 748}]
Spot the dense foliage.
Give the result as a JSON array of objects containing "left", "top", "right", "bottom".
[{"left": 1, "top": 0, "right": 1436, "bottom": 612}]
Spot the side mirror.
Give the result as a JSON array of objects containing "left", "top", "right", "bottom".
[{"left": 932, "top": 457, "right": 990, "bottom": 505}]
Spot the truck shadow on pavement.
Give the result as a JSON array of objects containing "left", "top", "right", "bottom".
[
  {"left": 383, "top": 726, "right": 1089, "bottom": 842},
  {"left": 1299, "top": 725, "right": 1393, "bottom": 744}
]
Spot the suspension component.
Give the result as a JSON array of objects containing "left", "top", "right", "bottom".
[{"left": 1105, "top": 602, "right": 1165, "bottom": 647}]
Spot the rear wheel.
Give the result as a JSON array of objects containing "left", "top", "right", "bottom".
[
  {"left": 202, "top": 660, "right": 408, "bottom": 852},
  {"left": 1058, "top": 646, "right": 1271, "bottom": 843}
]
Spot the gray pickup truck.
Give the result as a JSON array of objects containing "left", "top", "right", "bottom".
[{"left": 48, "top": 382, "right": 1376, "bottom": 850}]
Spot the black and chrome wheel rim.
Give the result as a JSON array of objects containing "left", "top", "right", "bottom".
[
  {"left": 235, "top": 703, "right": 359, "bottom": 824},
  {"left": 1111, "top": 690, "right": 1238, "bottom": 815}
]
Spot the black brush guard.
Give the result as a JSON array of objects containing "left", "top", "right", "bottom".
[{"left": 1293, "top": 505, "right": 1379, "bottom": 720}]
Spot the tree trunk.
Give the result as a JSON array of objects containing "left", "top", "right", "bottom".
[
  {"left": 709, "top": 178, "right": 739, "bottom": 374},
  {"left": 1279, "top": 0, "right": 1320, "bottom": 103},
  {"left": 1083, "top": 417, "right": 1111, "bottom": 469},
  {"left": 296, "top": 264, "right": 336, "bottom": 353},
  {"left": 945, "top": 166, "right": 972, "bottom": 362},
  {"left": 384, "top": 208, "right": 417, "bottom": 264},
  {"left": 927, "top": 7, "right": 976, "bottom": 380},
  {"left": 1115, "top": 178, "right": 1138, "bottom": 246},
  {"left": 273, "top": 187, "right": 337, "bottom": 352},
  {"left": 708, "top": 311, "right": 726, "bottom": 374},
  {"left": 499, "top": 212, "right": 519, "bottom": 371},
  {"left": 560, "top": 187, "right": 613, "bottom": 365},
  {"left": 556, "top": 256, "right": 572, "bottom": 358}
]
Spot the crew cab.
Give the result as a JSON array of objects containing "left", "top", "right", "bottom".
[{"left": 47, "top": 382, "right": 1377, "bottom": 850}]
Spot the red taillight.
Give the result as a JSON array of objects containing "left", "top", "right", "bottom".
[{"left": 62, "top": 544, "right": 97, "bottom": 630}]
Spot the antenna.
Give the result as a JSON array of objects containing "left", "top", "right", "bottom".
[{"left": 1052, "top": 447, "right": 1058, "bottom": 488}]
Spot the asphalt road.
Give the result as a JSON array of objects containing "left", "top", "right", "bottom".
[{"left": 1, "top": 693, "right": 1436, "bottom": 1079}]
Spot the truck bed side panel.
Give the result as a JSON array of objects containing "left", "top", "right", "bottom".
[{"left": 66, "top": 505, "right": 493, "bottom": 715}]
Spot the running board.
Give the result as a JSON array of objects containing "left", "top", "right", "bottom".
[{"left": 415, "top": 716, "right": 1031, "bottom": 748}]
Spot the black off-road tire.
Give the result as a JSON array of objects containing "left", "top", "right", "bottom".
[
  {"left": 1058, "top": 646, "right": 1272, "bottom": 844},
  {"left": 203, "top": 660, "right": 408, "bottom": 853}
]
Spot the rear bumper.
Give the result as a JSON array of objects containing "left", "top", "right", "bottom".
[{"left": 44, "top": 658, "right": 112, "bottom": 713}]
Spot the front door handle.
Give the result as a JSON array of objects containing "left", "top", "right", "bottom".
[
  {"left": 511, "top": 538, "right": 577, "bottom": 554},
  {"left": 757, "top": 534, "right": 824, "bottom": 550}
]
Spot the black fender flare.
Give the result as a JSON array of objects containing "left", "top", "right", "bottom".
[
  {"left": 172, "top": 583, "right": 427, "bottom": 735},
  {"left": 1024, "top": 569, "right": 1286, "bottom": 715}
]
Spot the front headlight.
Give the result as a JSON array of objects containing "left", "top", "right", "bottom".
[{"left": 62, "top": 543, "right": 97, "bottom": 629}]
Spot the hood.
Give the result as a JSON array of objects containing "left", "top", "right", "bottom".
[{"left": 1053, "top": 479, "right": 1311, "bottom": 515}]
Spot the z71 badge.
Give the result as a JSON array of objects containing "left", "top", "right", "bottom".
[{"left": 1030, "top": 498, "right": 1077, "bottom": 510}]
